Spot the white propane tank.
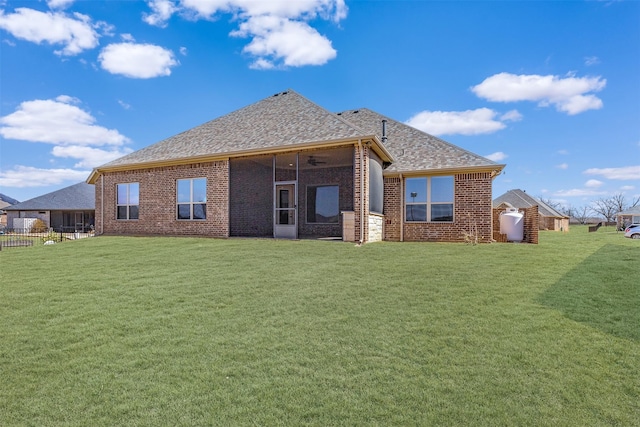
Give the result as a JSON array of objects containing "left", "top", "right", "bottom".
[{"left": 500, "top": 208, "right": 524, "bottom": 242}]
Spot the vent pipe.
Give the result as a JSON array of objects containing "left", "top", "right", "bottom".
[{"left": 381, "top": 120, "right": 388, "bottom": 143}]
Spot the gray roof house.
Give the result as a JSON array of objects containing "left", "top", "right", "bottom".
[
  {"left": 88, "top": 90, "right": 504, "bottom": 243},
  {"left": 5, "top": 182, "right": 95, "bottom": 232},
  {"left": 616, "top": 205, "right": 640, "bottom": 227},
  {"left": 493, "top": 189, "right": 569, "bottom": 231}
]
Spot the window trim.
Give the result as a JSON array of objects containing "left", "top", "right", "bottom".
[
  {"left": 306, "top": 184, "right": 340, "bottom": 224},
  {"left": 116, "top": 182, "right": 139, "bottom": 220},
  {"left": 176, "top": 177, "right": 207, "bottom": 221},
  {"left": 404, "top": 176, "right": 454, "bottom": 223}
]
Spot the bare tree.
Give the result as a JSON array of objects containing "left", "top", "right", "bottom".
[
  {"left": 573, "top": 205, "right": 591, "bottom": 224},
  {"left": 537, "top": 196, "right": 571, "bottom": 215},
  {"left": 591, "top": 193, "right": 635, "bottom": 222}
]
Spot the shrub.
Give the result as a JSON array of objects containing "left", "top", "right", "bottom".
[
  {"left": 31, "top": 219, "right": 48, "bottom": 233},
  {"left": 41, "top": 231, "right": 63, "bottom": 244}
]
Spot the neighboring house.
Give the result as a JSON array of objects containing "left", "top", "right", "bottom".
[
  {"left": 87, "top": 90, "right": 505, "bottom": 243},
  {"left": 617, "top": 205, "right": 640, "bottom": 228},
  {"left": 493, "top": 189, "right": 569, "bottom": 231},
  {"left": 4, "top": 182, "right": 95, "bottom": 232},
  {"left": 0, "top": 193, "right": 19, "bottom": 228}
]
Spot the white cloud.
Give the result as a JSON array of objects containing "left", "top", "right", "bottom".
[
  {"left": 0, "top": 8, "right": 99, "bottom": 55},
  {"left": 557, "top": 149, "right": 569, "bottom": 155},
  {"left": 484, "top": 152, "right": 507, "bottom": 162},
  {"left": 471, "top": 72, "right": 606, "bottom": 115},
  {"left": 0, "top": 165, "right": 90, "bottom": 188},
  {"left": 584, "top": 56, "right": 600, "bottom": 66},
  {"left": 585, "top": 179, "right": 603, "bottom": 188},
  {"left": 47, "top": 0, "right": 75, "bottom": 9},
  {"left": 554, "top": 188, "right": 607, "bottom": 197},
  {"left": 584, "top": 165, "right": 640, "bottom": 180},
  {"left": 179, "top": 46, "right": 188, "bottom": 56},
  {"left": 500, "top": 110, "right": 522, "bottom": 122},
  {"left": 143, "top": 0, "right": 178, "bottom": 27},
  {"left": 235, "top": 16, "right": 336, "bottom": 68},
  {"left": 405, "top": 108, "right": 515, "bottom": 136},
  {"left": 620, "top": 185, "right": 635, "bottom": 191},
  {"left": 143, "top": 0, "right": 346, "bottom": 68},
  {"left": 52, "top": 145, "right": 133, "bottom": 168},
  {"left": 556, "top": 163, "right": 569, "bottom": 170},
  {"left": 118, "top": 100, "right": 131, "bottom": 110},
  {"left": 0, "top": 96, "right": 129, "bottom": 146},
  {"left": 99, "top": 42, "right": 178, "bottom": 78}
]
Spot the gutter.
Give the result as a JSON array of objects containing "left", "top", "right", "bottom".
[
  {"left": 100, "top": 175, "right": 104, "bottom": 235},
  {"left": 358, "top": 139, "right": 364, "bottom": 245},
  {"left": 399, "top": 173, "right": 404, "bottom": 242}
]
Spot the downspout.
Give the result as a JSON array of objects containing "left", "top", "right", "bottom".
[
  {"left": 100, "top": 174, "right": 104, "bottom": 235},
  {"left": 399, "top": 173, "right": 404, "bottom": 242},
  {"left": 357, "top": 139, "right": 364, "bottom": 245}
]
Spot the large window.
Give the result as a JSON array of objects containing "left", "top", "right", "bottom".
[
  {"left": 405, "top": 176, "right": 454, "bottom": 222},
  {"left": 117, "top": 183, "right": 139, "bottom": 220},
  {"left": 307, "top": 185, "right": 339, "bottom": 223},
  {"left": 177, "top": 178, "right": 206, "bottom": 220}
]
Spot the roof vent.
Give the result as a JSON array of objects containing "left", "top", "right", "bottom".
[
  {"left": 337, "top": 112, "right": 342, "bottom": 115},
  {"left": 381, "top": 119, "right": 388, "bottom": 143},
  {"left": 282, "top": 91, "right": 289, "bottom": 95},
  {"left": 273, "top": 93, "right": 279, "bottom": 97},
  {"left": 352, "top": 110, "right": 359, "bottom": 114}
]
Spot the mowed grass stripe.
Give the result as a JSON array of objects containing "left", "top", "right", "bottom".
[{"left": 1, "top": 226, "right": 638, "bottom": 426}]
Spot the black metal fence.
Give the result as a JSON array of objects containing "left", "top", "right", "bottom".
[{"left": 0, "top": 226, "right": 94, "bottom": 249}]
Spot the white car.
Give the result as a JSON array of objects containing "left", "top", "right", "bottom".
[{"left": 624, "top": 224, "right": 640, "bottom": 239}]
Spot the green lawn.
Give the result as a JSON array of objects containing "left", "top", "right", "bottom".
[{"left": 1, "top": 226, "right": 638, "bottom": 426}]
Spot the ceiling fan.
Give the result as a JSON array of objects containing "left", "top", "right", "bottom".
[{"left": 307, "top": 156, "right": 327, "bottom": 166}]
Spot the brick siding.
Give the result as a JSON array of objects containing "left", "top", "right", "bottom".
[
  {"left": 383, "top": 172, "right": 495, "bottom": 242},
  {"left": 96, "top": 161, "right": 229, "bottom": 237}
]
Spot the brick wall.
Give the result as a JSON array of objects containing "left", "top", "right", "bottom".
[
  {"left": 353, "top": 144, "right": 370, "bottom": 243},
  {"left": 96, "top": 161, "right": 229, "bottom": 237},
  {"left": 383, "top": 177, "right": 402, "bottom": 241},
  {"left": 383, "top": 172, "right": 494, "bottom": 242}
]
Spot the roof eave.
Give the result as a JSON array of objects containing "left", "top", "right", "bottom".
[
  {"left": 87, "top": 136, "right": 394, "bottom": 183},
  {"left": 385, "top": 163, "right": 506, "bottom": 177}
]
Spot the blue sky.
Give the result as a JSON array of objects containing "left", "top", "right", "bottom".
[{"left": 1, "top": 0, "right": 639, "bottom": 209}]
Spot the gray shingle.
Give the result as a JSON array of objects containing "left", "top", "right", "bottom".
[
  {"left": 338, "top": 108, "right": 501, "bottom": 173},
  {"left": 493, "top": 189, "right": 567, "bottom": 218},
  {"left": 5, "top": 182, "right": 94, "bottom": 211},
  {"left": 96, "top": 90, "right": 503, "bottom": 176},
  {"left": 102, "top": 90, "right": 366, "bottom": 168}
]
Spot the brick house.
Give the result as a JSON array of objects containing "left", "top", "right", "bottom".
[
  {"left": 493, "top": 189, "right": 569, "bottom": 232},
  {"left": 87, "top": 90, "right": 504, "bottom": 243},
  {"left": 4, "top": 182, "right": 95, "bottom": 232}
]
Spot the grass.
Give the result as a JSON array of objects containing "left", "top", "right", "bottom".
[{"left": 1, "top": 226, "right": 638, "bottom": 426}]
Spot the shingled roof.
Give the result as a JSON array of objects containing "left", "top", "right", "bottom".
[
  {"left": 493, "top": 189, "right": 567, "bottom": 218},
  {"left": 90, "top": 89, "right": 503, "bottom": 180},
  {"left": 337, "top": 108, "right": 501, "bottom": 174},
  {"left": 5, "top": 182, "right": 94, "bottom": 211},
  {"left": 100, "top": 90, "right": 372, "bottom": 169}
]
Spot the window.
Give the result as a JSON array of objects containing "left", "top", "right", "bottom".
[
  {"left": 177, "top": 178, "right": 206, "bottom": 220},
  {"left": 405, "top": 176, "right": 454, "bottom": 222},
  {"left": 307, "top": 185, "right": 339, "bottom": 223},
  {"left": 117, "top": 183, "right": 139, "bottom": 220}
]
